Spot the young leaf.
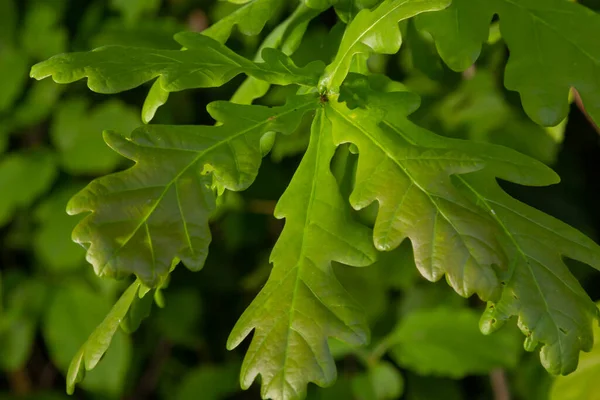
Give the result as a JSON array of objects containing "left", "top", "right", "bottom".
[
  {"left": 66, "top": 280, "right": 139, "bottom": 394},
  {"left": 30, "top": 33, "right": 324, "bottom": 95},
  {"left": 342, "top": 77, "right": 600, "bottom": 375},
  {"left": 67, "top": 95, "right": 318, "bottom": 286},
  {"left": 227, "top": 110, "right": 378, "bottom": 399},
  {"left": 319, "top": 0, "right": 450, "bottom": 91},
  {"left": 388, "top": 307, "right": 520, "bottom": 378},
  {"left": 416, "top": 0, "right": 600, "bottom": 126}
]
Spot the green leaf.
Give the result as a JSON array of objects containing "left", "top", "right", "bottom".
[
  {"left": 230, "top": 3, "right": 321, "bottom": 105},
  {"left": 549, "top": 308, "right": 600, "bottom": 399},
  {"left": 91, "top": 18, "right": 184, "bottom": 49},
  {"left": 31, "top": 32, "right": 324, "bottom": 95},
  {"left": 177, "top": 362, "right": 240, "bottom": 400},
  {"left": 319, "top": 0, "right": 450, "bottom": 91},
  {"left": 334, "top": 0, "right": 382, "bottom": 24},
  {"left": 337, "top": 76, "right": 600, "bottom": 375},
  {"left": 0, "top": 150, "right": 57, "bottom": 227},
  {"left": 67, "top": 95, "right": 318, "bottom": 286},
  {"left": 326, "top": 97, "right": 505, "bottom": 300},
  {"left": 43, "top": 283, "right": 131, "bottom": 397},
  {"left": 120, "top": 288, "right": 153, "bottom": 334},
  {"left": 202, "top": 0, "right": 285, "bottom": 44},
  {"left": 50, "top": 97, "right": 140, "bottom": 174},
  {"left": 389, "top": 307, "right": 521, "bottom": 377},
  {"left": 110, "top": 0, "right": 160, "bottom": 24},
  {"left": 436, "top": 69, "right": 564, "bottom": 164},
  {"left": 154, "top": 288, "right": 202, "bottom": 346},
  {"left": 33, "top": 185, "right": 86, "bottom": 272},
  {"left": 0, "top": 0, "right": 17, "bottom": 46},
  {"left": 227, "top": 110, "right": 378, "bottom": 399},
  {"left": 351, "top": 362, "right": 404, "bottom": 400},
  {"left": 416, "top": 0, "right": 600, "bottom": 126},
  {"left": 11, "top": 79, "right": 64, "bottom": 130},
  {"left": 0, "top": 47, "right": 28, "bottom": 113},
  {"left": 0, "top": 280, "right": 47, "bottom": 371},
  {"left": 20, "top": 3, "right": 67, "bottom": 60},
  {"left": 459, "top": 172, "right": 600, "bottom": 375},
  {"left": 65, "top": 281, "right": 139, "bottom": 394}
]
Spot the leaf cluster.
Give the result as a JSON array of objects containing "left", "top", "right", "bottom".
[{"left": 2, "top": 0, "right": 600, "bottom": 399}]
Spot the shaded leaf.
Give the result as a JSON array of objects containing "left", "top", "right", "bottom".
[
  {"left": 389, "top": 307, "right": 521, "bottom": 377},
  {"left": 0, "top": 150, "right": 57, "bottom": 227},
  {"left": 0, "top": 47, "right": 28, "bottom": 113},
  {"left": 416, "top": 0, "right": 600, "bottom": 126},
  {"left": 203, "top": 0, "right": 284, "bottom": 43},
  {"left": 110, "top": 0, "right": 160, "bottom": 23},
  {"left": 50, "top": 97, "right": 140, "bottom": 174},
  {"left": 33, "top": 184, "right": 86, "bottom": 272},
  {"left": 177, "top": 362, "right": 240, "bottom": 400},
  {"left": 351, "top": 362, "right": 404, "bottom": 400}
]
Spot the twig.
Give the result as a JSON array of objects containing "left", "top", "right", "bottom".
[
  {"left": 8, "top": 368, "right": 32, "bottom": 395},
  {"left": 490, "top": 368, "right": 511, "bottom": 400},
  {"left": 127, "top": 339, "right": 172, "bottom": 400},
  {"left": 572, "top": 88, "right": 600, "bottom": 135}
]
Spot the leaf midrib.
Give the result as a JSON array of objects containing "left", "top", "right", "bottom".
[
  {"left": 330, "top": 104, "right": 484, "bottom": 261},
  {"left": 381, "top": 110, "right": 572, "bottom": 367},
  {"left": 280, "top": 109, "right": 326, "bottom": 393},
  {"left": 98, "top": 98, "right": 317, "bottom": 278}
]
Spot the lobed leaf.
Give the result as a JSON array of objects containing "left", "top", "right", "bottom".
[
  {"left": 459, "top": 173, "right": 600, "bottom": 375},
  {"left": 67, "top": 95, "right": 319, "bottom": 286},
  {"left": 341, "top": 77, "right": 600, "bottom": 375},
  {"left": 416, "top": 0, "right": 600, "bottom": 126},
  {"left": 326, "top": 98, "right": 506, "bottom": 300},
  {"left": 30, "top": 33, "right": 324, "bottom": 95},
  {"left": 319, "top": 0, "right": 450, "bottom": 91},
  {"left": 227, "top": 110, "right": 377, "bottom": 400},
  {"left": 550, "top": 305, "right": 600, "bottom": 399}
]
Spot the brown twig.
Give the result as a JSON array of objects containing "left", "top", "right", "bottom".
[
  {"left": 490, "top": 368, "right": 511, "bottom": 400},
  {"left": 8, "top": 368, "right": 32, "bottom": 396},
  {"left": 572, "top": 88, "right": 600, "bottom": 135},
  {"left": 127, "top": 339, "right": 172, "bottom": 400}
]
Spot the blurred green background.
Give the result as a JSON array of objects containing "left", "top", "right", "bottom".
[{"left": 2, "top": 0, "right": 600, "bottom": 399}]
